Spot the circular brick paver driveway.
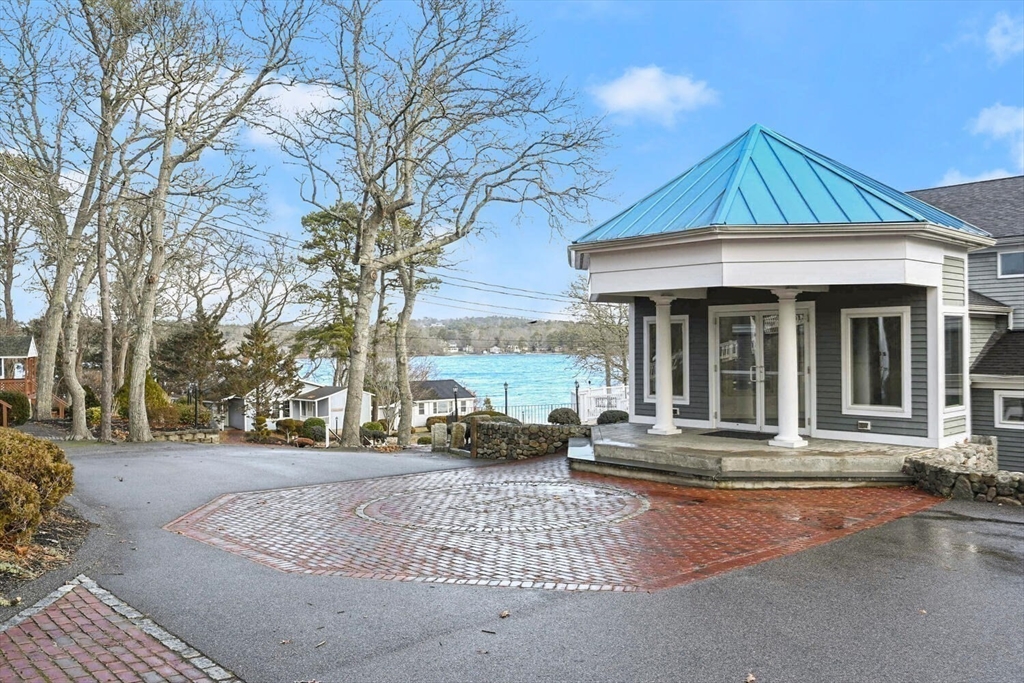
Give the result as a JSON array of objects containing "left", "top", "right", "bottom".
[{"left": 166, "top": 457, "right": 937, "bottom": 591}]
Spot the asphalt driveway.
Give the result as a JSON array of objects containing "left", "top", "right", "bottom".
[{"left": 2, "top": 442, "right": 1022, "bottom": 683}]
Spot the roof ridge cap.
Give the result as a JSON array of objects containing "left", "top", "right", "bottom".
[{"left": 711, "top": 124, "right": 761, "bottom": 225}]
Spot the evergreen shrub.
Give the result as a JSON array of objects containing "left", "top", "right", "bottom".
[
  {"left": 0, "top": 468, "right": 41, "bottom": 546},
  {"left": 547, "top": 408, "right": 580, "bottom": 425},
  {"left": 596, "top": 410, "right": 629, "bottom": 425},
  {"left": 0, "top": 428, "right": 74, "bottom": 514},
  {"left": 0, "top": 391, "right": 31, "bottom": 425}
]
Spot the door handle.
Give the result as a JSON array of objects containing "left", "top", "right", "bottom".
[{"left": 749, "top": 365, "right": 758, "bottom": 383}]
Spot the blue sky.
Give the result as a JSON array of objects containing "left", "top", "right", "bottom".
[
  {"left": 333, "top": 0, "right": 1024, "bottom": 321},
  {"left": 13, "top": 1, "right": 1024, "bottom": 325}
]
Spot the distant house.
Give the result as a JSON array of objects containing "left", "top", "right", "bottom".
[
  {"left": 410, "top": 379, "right": 476, "bottom": 427},
  {"left": 0, "top": 334, "right": 38, "bottom": 410},
  {"left": 908, "top": 176, "right": 1023, "bottom": 470},
  {"left": 221, "top": 379, "right": 373, "bottom": 433}
]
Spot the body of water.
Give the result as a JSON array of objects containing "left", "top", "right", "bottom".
[{"left": 301, "top": 354, "right": 607, "bottom": 409}]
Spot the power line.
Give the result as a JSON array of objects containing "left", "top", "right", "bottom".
[
  {"left": 416, "top": 296, "right": 572, "bottom": 321},
  {"left": 422, "top": 269, "right": 576, "bottom": 302},
  {"left": 420, "top": 293, "right": 568, "bottom": 317}
]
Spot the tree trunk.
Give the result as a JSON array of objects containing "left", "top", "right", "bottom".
[
  {"left": 340, "top": 262, "right": 379, "bottom": 446},
  {"left": 114, "top": 320, "right": 130, "bottom": 390},
  {"left": 395, "top": 262, "right": 416, "bottom": 447},
  {"left": 35, "top": 257, "right": 77, "bottom": 420},
  {"left": 2, "top": 251, "right": 13, "bottom": 330},
  {"left": 96, "top": 185, "right": 114, "bottom": 441},
  {"left": 64, "top": 257, "right": 97, "bottom": 440}
]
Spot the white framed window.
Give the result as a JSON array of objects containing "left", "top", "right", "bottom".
[
  {"left": 642, "top": 315, "right": 689, "bottom": 404},
  {"left": 841, "top": 306, "right": 913, "bottom": 419},
  {"left": 13, "top": 362, "right": 24, "bottom": 379},
  {"left": 944, "top": 315, "right": 965, "bottom": 409},
  {"left": 418, "top": 403, "right": 425, "bottom": 415},
  {"left": 994, "top": 390, "right": 1024, "bottom": 429},
  {"left": 997, "top": 250, "right": 1024, "bottom": 278}
]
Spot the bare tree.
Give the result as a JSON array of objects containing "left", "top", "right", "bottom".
[
  {"left": 565, "top": 274, "right": 628, "bottom": 387},
  {"left": 0, "top": 152, "right": 52, "bottom": 331},
  {"left": 279, "top": 0, "right": 607, "bottom": 445},
  {"left": 62, "top": 250, "right": 97, "bottom": 440}
]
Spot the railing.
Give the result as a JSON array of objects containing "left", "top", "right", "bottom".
[
  {"left": 573, "top": 385, "right": 630, "bottom": 424},
  {"left": 505, "top": 403, "right": 573, "bottom": 425},
  {"left": 0, "top": 399, "right": 10, "bottom": 428}
]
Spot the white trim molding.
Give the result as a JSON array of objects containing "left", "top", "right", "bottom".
[
  {"left": 996, "top": 249, "right": 1024, "bottom": 278},
  {"left": 971, "top": 374, "right": 1024, "bottom": 391},
  {"left": 994, "top": 390, "right": 1024, "bottom": 430},
  {"left": 840, "top": 306, "right": 913, "bottom": 419},
  {"left": 943, "top": 313, "right": 967, "bottom": 412},
  {"left": 642, "top": 314, "right": 690, "bottom": 405}
]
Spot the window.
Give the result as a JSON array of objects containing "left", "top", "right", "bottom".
[
  {"left": 995, "top": 391, "right": 1024, "bottom": 429},
  {"left": 643, "top": 315, "right": 689, "bottom": 403},
  {"left": 997, "top": 251, "right": 1024, "bottom": 278},
  {"left": 841, "top": 307, "right": 912, "bottom": 418},
  {"left": 944, "top": 316, "right": 964, "bottom": 409},
  {"left": 418, "top": 403, "right": 425, "bottom": 415}
]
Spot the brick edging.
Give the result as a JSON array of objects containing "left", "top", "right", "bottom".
[{"left": 0, "top": 574, "right": 241, "bottom": 682}]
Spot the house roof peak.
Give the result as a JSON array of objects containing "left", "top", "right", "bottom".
[{"left": 575, "top": 125, "right": 990, "bottom": 244}]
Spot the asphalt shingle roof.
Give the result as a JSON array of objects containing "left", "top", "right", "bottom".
[
  {"left": 908, "top": 176, "right": 1023, "bottom": 239},
  {"left": 969, "top": 290, "right": 1012, "bottom": 309},
  {"left": 295, "top": 385, "right": 346, "bottom": 400},
  {"left": 0, "top": 335, "right": 33, "bottom": 357},
  {"left": 972, "top": 330, "right": 1024, "bottom": 376},
  {"left": 411, "top": 379, "right": 475, "bottom": 402}
]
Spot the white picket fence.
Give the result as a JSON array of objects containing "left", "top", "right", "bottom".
[{"left": 572, "top": 385, "right": 630, "bottom": 424}]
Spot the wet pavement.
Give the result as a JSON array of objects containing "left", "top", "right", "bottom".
[
  {"left": 1, "top": 442, "right": 1021, "bottom": 682},
  {"left": 167, "top": 457, "right": 937, "bottom": 590}
]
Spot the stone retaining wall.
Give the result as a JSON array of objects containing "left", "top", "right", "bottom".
[
  {"left": 903, "top": 437, "right": 1023, "bottom": 506},
  {"left": 472, "top": 422, "right": 590, "bottom": 460},
  {"left": 150, "top": 429, "right": 220, "bottom": 444}
]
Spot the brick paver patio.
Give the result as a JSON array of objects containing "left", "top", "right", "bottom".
[
  {"left": 167, "top": 457, "right": 938, "bottom": 591},
  {"left": 0, "top": 576, "right": 237, "bottom": 683}
]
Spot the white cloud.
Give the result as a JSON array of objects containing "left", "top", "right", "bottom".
[
  {"left": 939, "top": 103, "right": 1024, "bottom": 186},
  {"left": 938, "top": 167, "right": 1013, "bottom": 186},
  {"left": 244, "top": 81, "right": 342, "bottom": 147},
  {"left": 590, "top": 65, "right": 717, "bottom": 126},
  {"left": 986, "top": 12, "right": 1024, "bottom": 63},
  {"left": 971, "top": 103, "right": 1024, "bottom": 170}
]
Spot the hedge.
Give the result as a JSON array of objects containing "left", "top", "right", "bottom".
[
  {"left": 0, "top": 428, "right": 74, "bottom": 515},
  {"left": 596, "top": 410, "right": 629, "bottom": 425},
  {"left": 548, "top": 407, "right": 580, "bottom": 425},
  {"left": 0, "top": 391, "right": 31, "bottom": 425},
  {"left": 0, "top": 467, "right": 41, "bottom": 545}
]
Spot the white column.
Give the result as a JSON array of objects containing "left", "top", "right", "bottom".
[
  {"left": 769, "top": 289, "right": 807, "bottom": 448},
  {"left": 648, "top": 296, "right": 680, "bottom": 436}
]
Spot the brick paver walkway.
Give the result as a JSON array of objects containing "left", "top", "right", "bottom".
[
  {"left": 0, "top": 576, "right": 237, "bottom": 683},
  {"left": 167, "top": 457, "right": 938, "bottom": 591}
]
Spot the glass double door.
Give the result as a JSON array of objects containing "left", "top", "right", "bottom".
[{"left": 715, "top": 309, "right": 809, "bottom": 433}]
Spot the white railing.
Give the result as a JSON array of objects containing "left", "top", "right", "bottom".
[{"left": 572, "top": 385, "right": 630, "bottom": 424}]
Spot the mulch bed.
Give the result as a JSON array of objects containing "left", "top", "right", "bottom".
[{"left": 0, "top": 503, "right": 94, "bottom": 605}]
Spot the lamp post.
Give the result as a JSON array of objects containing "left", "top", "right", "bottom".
[
  {"left": 574, "top": 380, "right": 580, "bottom": 413},
  {"left": 503, "top": 382, "right": 508, "bottom": 415},
  {"left": 453, "top": 386, "right": 459, "bottom": 421}
]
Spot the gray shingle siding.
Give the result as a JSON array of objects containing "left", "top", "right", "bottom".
[
  {"left": 633, "top": 297, "right": 709, "bottom": 420},
  {"left": 942, "top": 257, "right": 965, "bottom": 306},
  {"left": 943, "top": 414, "right": 967, "bottom": 437},
  {"left": 971, "top": 388, "right": 1024, "bottom": 471},
  {"left": 814, "top": 286, "right": 929, "bottom": 438},
  {"left": 970, "top": 316, "right": 1006, "bottom": 364},
  {"left": 969, "top": 251, "right": 1024, "bottom": 328}
]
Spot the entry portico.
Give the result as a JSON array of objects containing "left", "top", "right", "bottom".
[{"left": 570, "top": 125, "right": 994, "bottom": 456}]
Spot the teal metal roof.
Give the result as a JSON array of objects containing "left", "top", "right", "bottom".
[{"left": 574, "top": 124, "right": 990, "bottom": 244}]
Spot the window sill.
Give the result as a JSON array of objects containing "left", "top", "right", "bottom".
[
  {"left": 643, "top": 397, "right": 690, "bottom": 406},
  {"left": 841, "top": 405, "right": 912, "bottom": 420}
]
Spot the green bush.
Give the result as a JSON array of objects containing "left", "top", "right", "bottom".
[
  {"left": 114, "top": 371, "right": 171, "bottom": 419},
  {"left": 362, "top": 421, "right": 384, "bottom": 432},
  {"left": 301, "top": 417, "right": 325, "bottom": 439},
  {"left": 462, "top": 410, "right": 508, "bottom": 419},
  {"left": 276, "top": 418, "right": 304, "bottom": 434},
  {"left": 306, "top": 425, "right": 326, "bottom": 442},
  {"left": 175, "top": 401, "right": 211, "bottom": 427},
  {"left": 0, "top": 428, "right": 74, "bottom": 514},
  {"left": 148, "top": 405, "right": 180, "bottom": 429},
  {"left": 0, "top": 391, "right": 31, "bottom": 426},
  {"left": 425, "top": 415, "right": 448, "bottom": 428},
  {"left": 417, "top": 435, "right": 432, "bottom": 445},
  {"left": 83, "top": 385, "right": 100, "bottom": 409},
  {"left": 360, "top": 427, "right": 387, "bottom": 444},
  {"left": 596, "top": 410, "right": 629, "bottom": 425},
  {"left": 548, "top": 407, "right": 580, "bottom": 425},
  {"left": 85, "top": 406, "right": 101, "bottom": 427},
  {"left": 0, "top": 468, "right": 41, "bottom": 546}
]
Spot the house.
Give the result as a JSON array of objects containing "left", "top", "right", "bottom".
[
  {"left": 410, "top": 379, "right": 476, "bottom": 427},
  {"left": 568, "top": 125, "right": 993, "bottom": 462},
  {"left": 906, "top": 176, "right": 1024, "bottom": 470},
  {"left": 221, "top": 379, "right": 373, "bottom": 433},
  {"left": 0, "top": 335, "right": 37, "bottom": 410}
]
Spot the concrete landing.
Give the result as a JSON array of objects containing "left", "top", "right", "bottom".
[{"left": 568, "top": 423, "right": 925, "bottom": 489}]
